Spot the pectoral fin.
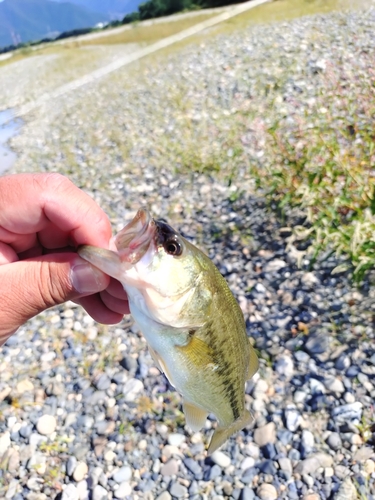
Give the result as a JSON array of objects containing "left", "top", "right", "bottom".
[
  {"left": 148, "top": 346, "right": 176, "bottom": 389},
  {"left": 176, "top": 335, "right": 214, "bottom": 369},
  {"left": 183, "top": 400, "right": 208, "bottom": 432},
  {"left": 78, "top": 245, "right": 124, "bottom": 280},
  {"left": 247, "top": 341, "right": 259, "bottom": 380},
  {"left": 208, "top": 409, "right": 253, "bottom": 455}
]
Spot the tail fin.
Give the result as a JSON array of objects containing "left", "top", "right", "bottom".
[{"left": 208, "top": 409, "right": 253, "bottom": 455}]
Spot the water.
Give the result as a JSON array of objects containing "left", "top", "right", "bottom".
[{"left": 0, "top": 109, "right": 23, "bottom": 175}]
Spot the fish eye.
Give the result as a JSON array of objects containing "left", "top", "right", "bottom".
[{"left": 165, "top": 238, "right": 183, "bottom": 256}]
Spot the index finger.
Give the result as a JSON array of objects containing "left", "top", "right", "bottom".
[{"left": 0, "top": 173, "right": 112, "bottom": 247}]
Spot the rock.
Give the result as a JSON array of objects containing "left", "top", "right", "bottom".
[
  {"left": 114, "top": 482, "right": 132, "bottom": 498},
  {"left": 167, "top": 433, "right": 186, "bottom": 447},
  {"left": 95, "top": 420, "right": 115, "bottom": 436},
  {"left": 62, "top": 484, "right": 79, "bottom": 500},
  {"left": 327, "top": 432, "right": 342, "bottom": 451},
  {"left": 353, "top": 446, "right": 374, "bottom": 462},
  {"left": 27, "top": 477, "right": 44, "bottom": 491},
  {"left": 92, "top": 485, "right": 108, "bottom": 500},
  {"left": 16, "top": 379, "right": 34, "bottom": 393},
  {"left": 36, "top": 415, "right": 57, "bottom": 435},
  {"left": 122, "top": 378, "right": 144, "bottom": 402},
  {"left": 169, "top": 482, "right": 188, "bottom": 498},
  {"left": 305, "top": 334, "right": 329, "bottom": 355},
  {"left": 253, "top": 422, "right": 276, "bottom": 446},
  {"left": 334, "top": 477, "right": 357, "bottom": 500},
  {"left": 156, "top": 493, "right": 172, "bottom": 500},
  {"left": 278, "top": 457, "right": 292, "bottom": 475},
  {"left": 257, "top": 483, "right": 278, "bottom": 500},
  {"left": 263, "top": 259, "right": 286, "bottom": 273},
  {"left": 67, "top": 456, "right": 77, "bottom": 476},
  {"left": 331, "top": 402, "right": 363, "bottom": 424},
  {"left": 324, "top": 377, "right": 345, "bottom": 394},
  {"left": 161, "top": 459, "right": 179, "bottom": 476},
  {"left": 94, "top": 374, "right": 111, "bottom": 391},
  {"left": 211, "top": 450, "right": 231, "bottom": 468},
  {"left": 240, "top": 487, "right": 255, "bottom": 500},
  {"left": 285, "top": 406, "right": 301, "bottom": 432},
  {"left": 275, "top": 355, "right": 294, "bottom": 378},
  {"left": 73, "top": 462, "right": 88, "bottom": 482},
  {"left": 364, "top": 459, "right": 375, "bottom": 474},
  {"left": 113, "top": 466, "right": 132, "bottom": 483},
  {"left": 7, "top": 448, "right": 20, "bottom": 473},
  {"left": 0, "top": 432, "right": 10, "bottom": 454},
  {"left": 27, "top": 453, "right": 47, "bottom": 475},
  {"left": 295, "top": 453, "right": 333, "bottom": 474}
]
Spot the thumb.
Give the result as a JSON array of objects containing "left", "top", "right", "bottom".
[{"left": 0, "top": 253, "right": 109, "bottom": 344}]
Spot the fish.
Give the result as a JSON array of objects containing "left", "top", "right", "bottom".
[{"left": 78, "top": 208, "right": 259, "bottom": 453}]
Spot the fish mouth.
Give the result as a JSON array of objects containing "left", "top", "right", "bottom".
[{"left": 115, "top": 208, "right": 156, "bottom": 264}]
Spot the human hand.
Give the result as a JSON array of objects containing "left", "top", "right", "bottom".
[{"left": 0, "top": 173, "right": 129, "bottom": 345}]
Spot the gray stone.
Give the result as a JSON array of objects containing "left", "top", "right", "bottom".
[
  {"left": 113, "top": 466, "right": 132, "bottom": 483},
  {"left": 334, "top": 477, "right": 357, "bottom": 500},
  {"left": 156, "top": 493, "right": 172, "bottom": 500},
  {"left": 285, "top": 406, "right": 301, "bottom": 432},
  {"left": 62, "top": 484, "right": 79, "bottom": 500},
  {"left": 92, "top": 485, "right": 108, "bottom": 500},
  {"left": 275, "top": 355, "right": 294, "bottom": 378},
  {"left": 324, "top": 377, "right": 345, "bottom": 394},
  {"left": 114, "top": 482, "right": 132, "bottom": 498},
  {"left": 169, "top": 482, "right": 188, "bottom": 498},
  {"left": 161, "top": 459, "right": 179, "bottom": 476},
  {"left": 332, "top": 402, "right": 363, "bottom": 424},
  {"left": 67, "top": 456, "right": 77, "bottom": 476},
  {"left": 122, "top": 378, "right": 144, "bottom": 402},
  {"left": 295, "top": 453, "right": 333, "bottom": 474},
  {"left": 167, "top": 433, "right": 186, "bottom": 447},
  {"left": 327, "top": 432, "right": 342, "bottom": 451}
]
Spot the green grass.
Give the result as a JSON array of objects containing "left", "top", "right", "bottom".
[{"left": 78, "top": 12, "right": 217, "bottom": 47}]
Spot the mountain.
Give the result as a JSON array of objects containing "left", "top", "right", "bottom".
[
  {"left": 0, "top": 0, "right": 108, "bottom": 48},
  {"left": 51, "top": 0, "right": 142, "bottom": 20}
]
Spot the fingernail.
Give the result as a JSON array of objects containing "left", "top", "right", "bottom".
[{"left": 71, "top": 259, "right": 108, "bottom": 294}]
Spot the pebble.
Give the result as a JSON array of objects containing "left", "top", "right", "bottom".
[
  {"left": 92, "top": 485, "right": 108, "bottom": 500},
  {"left": 161, "top": 459, "right": 179, "bottom": 476},
  {"left": 253, "top": 422, "right": 276, "bottom": 446},
  {"left": 257, "top": 483, "right": 278, "bottom": 500},
  {"left": 113, "top": 466, "right": 132, "bottom": 483},
  {"left": 167, "top": 433, "right": 186, "bottom": 447},
  {"left": 73, "top": 462, "right": 88, "bottom": 482},
  {"left": 62, "top": 484, "right": 79, "bottom": 500},
  {"left": 169, "top": 482, "right": 188, "bottom": 498},
  {"left": 327, "top": 432, "right": 342, "bottom": 451},
  {"left": 36, "top": 415, "right": 57, "bottom": 435},
  {"left": 211, "top": 450, "right": 231, "bottom": 468},
  {"left": 1, "top": 5, "right": 375, "bottom": 500},
  {"left": 114, "top": 482, "right": 132, "bottom": 498}
]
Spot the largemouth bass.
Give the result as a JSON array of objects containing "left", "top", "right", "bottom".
[{"left": 78, "top": 208, "right": 258, "bottom": 453}]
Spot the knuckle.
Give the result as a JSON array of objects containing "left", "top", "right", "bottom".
[{"left": 37, "top": 261, "right": 71, "bottom": 308}]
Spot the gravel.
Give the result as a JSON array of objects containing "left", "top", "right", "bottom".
[{"left": 1, "top": 2, "right": 375, "bottom": 499}]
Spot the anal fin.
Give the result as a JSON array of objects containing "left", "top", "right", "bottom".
[
  {"left": 208, "top": 409, "right": 253, "bottom": 455},
  {"left": 148, "top": 346, "right": 176, "bottom": 389},
  {"left": 183, "top": 400, "right": 208, "bottom": 432}
]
